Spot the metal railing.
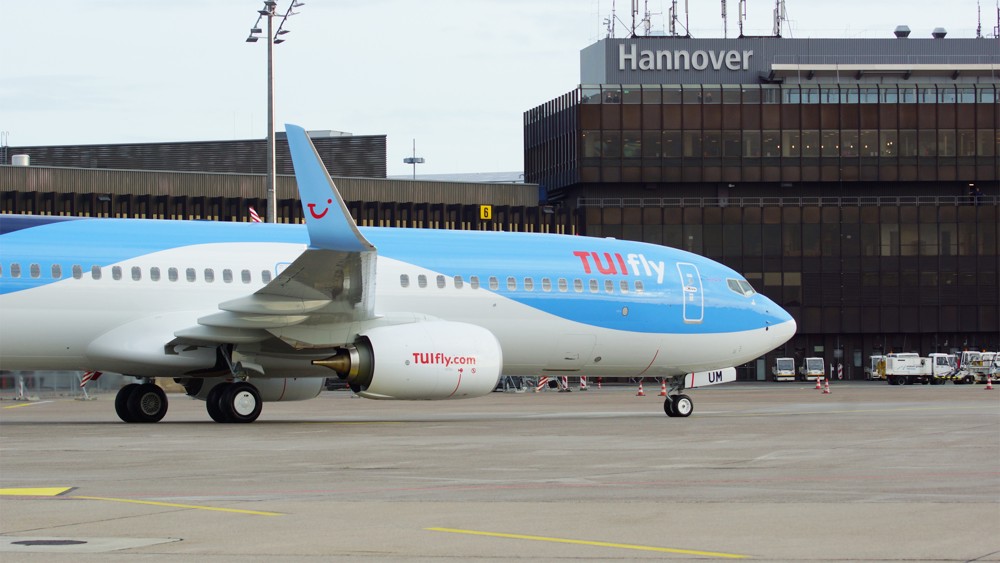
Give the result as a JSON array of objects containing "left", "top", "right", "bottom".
[{"left": 576, "top": 195, "right": 999, "bottom": 208}]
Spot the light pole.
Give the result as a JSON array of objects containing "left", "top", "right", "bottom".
[
  {"left": 403, "top": 139, "right": 425, "bottom": 180},
  {"left": 246, "top": 1, "right": 304, "bottom": 223}
]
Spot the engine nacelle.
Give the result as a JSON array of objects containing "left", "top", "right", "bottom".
[
  {"left": 181, "top": 376, "right": 324, "bottom": 402},
  {"left": 314, "top": 321, "right": 502, "bottom": 400}
]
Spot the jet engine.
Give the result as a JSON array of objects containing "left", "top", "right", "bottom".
[
  {"left": 182, "top": 376, "right": 324, "bottom": 402},
  {"left": 313, "top": 321, "right": 502, "bottom": 400}
]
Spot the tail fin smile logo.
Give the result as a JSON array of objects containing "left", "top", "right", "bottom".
[{"left": 308, "top": 199, "right": 333, "bottom": 219}]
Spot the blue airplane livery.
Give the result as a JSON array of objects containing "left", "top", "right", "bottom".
[{"left": 0, "top": 124, "right": 795, "bottom": 422}]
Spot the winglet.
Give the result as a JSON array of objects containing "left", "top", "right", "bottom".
[{"left": 285, "top": 124, "right": 375, "bottom": 252}]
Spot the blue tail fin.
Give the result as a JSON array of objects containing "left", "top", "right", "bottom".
[{"left": 284, "top": 123, "right": 375, "bottom": 253}]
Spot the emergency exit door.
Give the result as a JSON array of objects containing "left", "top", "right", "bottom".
[{"left": 677, "top": 262, "right": 703, "bottom": 323}]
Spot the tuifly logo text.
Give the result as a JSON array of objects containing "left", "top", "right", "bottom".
[
  {"left": 411, "top": 353, "right": 478, "bottom": 368},
  {"left": 573, "top": 251, "right": 666, "bottom": 283}
]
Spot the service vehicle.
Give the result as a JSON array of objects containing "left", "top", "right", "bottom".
[
  {"left": 798, "top": 357, "right": 825, "bottom": 381},
  {"left": 867, "top": 354, "right": 887, "bottom": 380},
  {"left": 884, "top": 353, "right": 956, "bottom": 385},
  {"left": 772, "top": 357, "right": 796, "bottom": 382},
  {"left": 953, "top": 351, "right": 999, "bottom": 384}
]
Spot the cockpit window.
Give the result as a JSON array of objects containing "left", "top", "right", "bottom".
[{"left": 727, "top": 278, "right": 756, "bottom": 297}]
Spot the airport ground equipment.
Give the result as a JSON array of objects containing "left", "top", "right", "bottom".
[
  {"left": 953, "top": 351, "right": 999, "bottom": 384},
  {"left": 798, "top": 357, "right": 825, "bottom": 382},
  {"left": 867, "top": 355, "right": 887, "bottom": 380},
  {"left": 772, "top": 357, "right": 795, "bottom": 381},
  {"left": 883, "top": 353, "right": 956, "bottom": 386}
]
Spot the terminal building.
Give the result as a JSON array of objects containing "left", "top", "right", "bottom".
[
  {"left": 525, "top": 32, "right": 999, "bottom": 377},
  {"left": 2, "top": 30, "right": 998, "bottom": 381}
]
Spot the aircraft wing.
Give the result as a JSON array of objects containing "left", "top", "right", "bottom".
[{"left": 174, "top": 124, "right": 378, "bottom": 348}]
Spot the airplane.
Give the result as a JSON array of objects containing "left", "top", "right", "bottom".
[{"left": 0, "top": 124, "right": 796, "bottom": 423}]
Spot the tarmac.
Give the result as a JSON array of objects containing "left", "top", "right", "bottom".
[{"left": 1, "top": 381, "right": 998, "bottom": 562}]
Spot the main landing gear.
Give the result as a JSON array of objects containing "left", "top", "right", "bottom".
[
  {"left": 205, "top": 381, "right": 262, "bottom": 423},
  {"left": 115, "top": 381, "right": 168, "bottom": 423},
  {"left": 661, "top": 376, "right": 693, "bottom": 418}
]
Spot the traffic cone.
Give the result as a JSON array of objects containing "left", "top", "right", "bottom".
[
  {"left": 815, "top": 377, "right": 823, "bottom": 390},
  {"left": 823, "top": 378, "right": 831, "bottom": 394},
  {"left": 658, "top": 379, "right": 668, "bottom": 396},
  {"left": 986, "top": 376, "right": 993, "bottom": 390},
  {"left": 636, "top": 380, "right": 646, "bottom": 397}
]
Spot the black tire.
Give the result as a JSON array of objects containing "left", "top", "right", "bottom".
[
  {"left": 224, "top": 382, "right": 262, "bottom": 423},
  {"left": 663, "top": 396, "right": 676, "bottom": 417},
  {"left": 126, "top": 383, "right": 168, "bottom": 423},
  {"left": 895, "top": 375, "right": 908, "bottom": 386},
  {"left": 206, "top": 383, "right": 230, "bottom": 423},
  {"left": 115, "top": 383, "right": 139, "bottom": 422},
  {"left": 671, "top": 394, "right": 694, "bottom": 417}
]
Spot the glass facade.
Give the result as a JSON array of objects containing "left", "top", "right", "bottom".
[
  {"left": 526, "top": 83, "right": 999, "bottom": 190},
  {"left": 526, "top": 82, "right": 1000, "bottom": 380}
]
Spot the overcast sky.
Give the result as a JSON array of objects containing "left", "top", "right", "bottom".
[{"left": 2, "top": 1, "right": 994, "bottom": 175}]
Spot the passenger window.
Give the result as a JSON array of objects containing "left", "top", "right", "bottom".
[
  {"left": 51, "top": 264, "right": 62, "bottom": 279},
  {"left": 131, "top": 266, "right": 142, "bottom": 281},
  {"left": 241, "top": 269, "right": 251, "bottom": 283},
  {"left": 454, "top": 275, "right": 464, "bottom": 289},
  {"left": 400, "top": 274, "right": 410, "bottom": 288},
  {"left": 222, "top": 269, "right": 233, "bottom": 283},
  {"left": 524, "top": 278, "right": 534, "bottom": 291},
  {"left": 489, "top": 276, "right": 499, "bottom": 290},
  {"left": 30, "top": 264, "right": 41, "bottom": 278},
  {"left": 558, "top": 278, "right": 568, "bottom": 292},
  {"left": 605, "top": 279, "right": 614, "bottom": 293},
  {"left": 619, "top": 280, "right": 629, "bottom": 293},
  {"left": 0, "top": 263, "right": 3, "bottom": 277},
  {"left": 72, "top": 265, "right": 83, "bottom": 279},
  {"left": 573, "top": 279, "right": 584, "bottom": 292},
  {"left": 262, "top": 270, "right": 272, "bottom": 283},
  {"left": 151, "top": 267, "right": 161, "bottom": 282},
  {"left": 112, "top": 266, "right": 122, "bottom": 280},
  {"left": 186, "top": 268, "right": 196, "bottom": 282},
  {"left": 436, "top": 275, "right": 446, "bottom": 289},
  {"left": 541, "top": 278, "right": 552, "bottom": 292},
  {"left": 91, "top": 265, "right": 101, "bottom": 280},
  {"left": 589, "top": 279, "right": 599, "bottom": 293},
  {"left": 204, "top": 269, "right": 215, "bottom": 283},
  {"left": 169, "top": 267, "right": 179, "bottom": 282},
  {"left": 470, "top": 275, "right": 480, "bottom": 289},
  {"left": 11, "top": 263, "right": 21, "bottom": 278},
  {"left": 635, "top": 280, "right": 645, "bottom": 293},
  {"left": 506, "top": 276, "right": 517, "bottom": 291},
  {"left": 418, "top": 274, "right": 428, "bottom": 288}
]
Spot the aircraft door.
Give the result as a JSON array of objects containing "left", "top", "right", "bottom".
[{"left": 676, "top": 262, "right": 703, "bottom": 324}]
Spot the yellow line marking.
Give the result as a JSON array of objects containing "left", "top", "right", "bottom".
[
  {"left": 0, "top": 487, "right": 74, "bottom": 497},
  {"left": 426, "top": 527, "right": 750, "bottom": 559},
  {"left": 73, "top": 496, "right": 283, "bottom": 516},
  {"left": 2, "top": 401, "right": 53, "bottom": 409}
]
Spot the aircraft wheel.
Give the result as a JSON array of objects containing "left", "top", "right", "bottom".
[
  {"left": 126, "top": 383, "right": 168, "bottom": 423},
  {"left": 663, "top": 396, "right": 676, "bottom": 417},
  {"left": 671, "top": 394, "right": 693, "bottom": 417},
  {"left": 225, "top": 382, "right": 262, "bottom": 423},
  {"left": 206, "top": 383, "right": 231, "bottom": 423},
  {"left": 115, "top": 383, "right": 139, "bottom": 423}
]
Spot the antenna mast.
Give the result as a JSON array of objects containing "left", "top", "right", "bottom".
[
  {"left": 738, "top": 0, "right": 746, "bottom": 37},
  {"left": 722, "top": 0, "right": 728, "bottom": 38},
  {"left": 773, "top": 0, "right": 789, "bottom": 37}
]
